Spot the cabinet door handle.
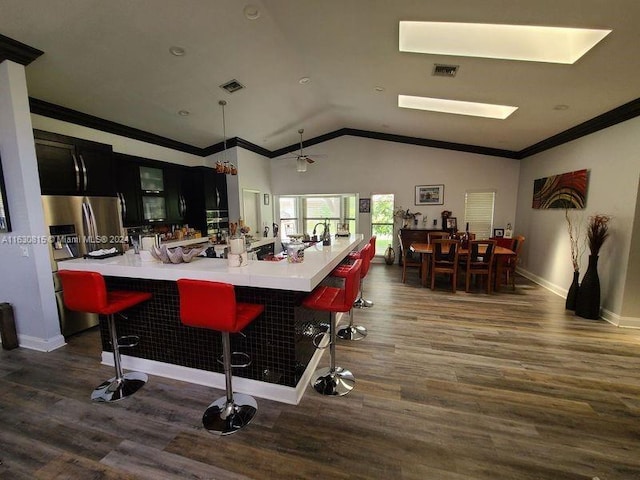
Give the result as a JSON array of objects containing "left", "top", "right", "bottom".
[
  {"left": 180, "top": 195, "right": 186, "bottom": 217},
  {"left": 71, "top": 153, "right": 81, "bottom": 192},
  {"left": 79, "top": 154, "right": 88, "bottom": 191},
  {"left": 118, "top": 192, "right": 127, "bottom": 220}
]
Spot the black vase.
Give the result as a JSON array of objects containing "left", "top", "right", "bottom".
[
  {"left": 565, "top": 270, "right": 580, "bottom": 310},
  {"left": 575, "top": 255, "right": 601, "bottom": 319}
]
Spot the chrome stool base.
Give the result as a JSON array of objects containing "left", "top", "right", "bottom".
[
  {"left": 353, "top": 298, "right": 373, "bottom": 309},
  {"left": 337, "top": 324, "right": 367, "bottom": 341},
  {"left": 202, "top": 393, "right": 257, "bottom": 435},
  {"left": 311, "top": 366, "right": 355, "bottom": 396},
  {"left": 91, "top": 371, "right": 148, "bottom": 402}
]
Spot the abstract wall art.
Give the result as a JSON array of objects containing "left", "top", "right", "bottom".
[{"left": 532, "top": 169, "right": 588, "bottom": 209}]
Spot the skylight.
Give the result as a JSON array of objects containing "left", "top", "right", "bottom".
[
  {"left": 398, "top": 95, "right": 518, "bottom": 119},
  {"left": 399, "top": 21, "right": 611, "bottom": 64}
]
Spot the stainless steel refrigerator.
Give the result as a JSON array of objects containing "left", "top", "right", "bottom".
[{"left": 42, "top": 195, "right": 124, "bottom": 337}]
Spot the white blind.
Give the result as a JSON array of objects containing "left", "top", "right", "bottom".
[{"left": 464, "top": 191, "right": 495, "bottom": 239}]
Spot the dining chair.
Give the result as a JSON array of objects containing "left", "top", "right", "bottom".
[
  {"left": 398, "top": 231, "right": 423, "bottom": 283},
  {"left": 427, "top": 231, "right": 449, "bottom": 243},
  {"left": 504, "top": 235, "right": 525, "bottom": 289},
  {"left": 464, "top": 240, "right": 497, "bottom": 294},
  {"left": 430, "top": 239, "right": 460, "bottom": 293}
]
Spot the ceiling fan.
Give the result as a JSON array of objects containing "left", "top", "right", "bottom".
[{"left": 282, "top": 129, "right": 324, "bottom": 172}]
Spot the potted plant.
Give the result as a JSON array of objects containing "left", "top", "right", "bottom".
[{"left": 575, "top": 214, "right": 611, "bottom": 319}]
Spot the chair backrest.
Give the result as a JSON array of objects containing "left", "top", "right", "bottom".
[
  {"left": 428, "top": 232, "right": 449, "bottom": 243},
  {"left": 344, "top": 259, "right": 363, "bottom": 308},
  {"left": 177, "top": 279, "right": 239, "bottom": 332},
  {"left": 359, "top": 243, "right": 372, "bottom": 278},
  {"left": 512, "top": 235, "right": 525, "bottom": 256},
  {"left": 467, "top": 240, "right": 496, "bottom": 267},
  {"left": 368, "top": 236, "right": 376, "bottom": 260},
  {"left": 58, "top": 270, "right": 108, "bottom": 314},
  {"left": 432, "top": 239, "right": 459, "bottom": 263}
]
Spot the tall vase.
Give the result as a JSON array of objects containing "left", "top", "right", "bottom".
[
  {"left": 384, "top": 245, "right": 395, "bottom": 265},
  {"left": 575, "top": 255, "right": 600, "bottom": 319},
  {"left": 565, "top": 270, "right": 580, "bottom": 310}
]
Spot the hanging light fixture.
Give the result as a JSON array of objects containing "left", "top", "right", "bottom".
[
  {"left": 296, "top": 157, "right": 307, "bottom": 173},
  {"left": 217, "top": 100, "right": 237, "bottom": 175}
]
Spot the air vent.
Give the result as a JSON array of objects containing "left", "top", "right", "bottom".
[
  {"left": 432, "top": 64, "right": 459, "bottom": 77},
  {"left": 220, "top": 79, "right": 245, "bottom": 93}
]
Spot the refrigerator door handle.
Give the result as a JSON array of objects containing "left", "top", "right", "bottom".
[
  {"left": 72, "top": 153, "right": 81, "bottom": 192},
  {"left": 79, "top": 154, "right": 88, "bottom": 192}
]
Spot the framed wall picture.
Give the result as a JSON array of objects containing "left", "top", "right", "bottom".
[
  {"left": 359, "top": 198, "right": 371, "bottom": 213},
  {"left": 493, "top": 228, "right": 505, "bottom": 238},
  {"left": 0, "top": 155, "right": 12, "bottom": 233},
  {"left": 415, "top": 184, "right": 444, "bottom": 205},
  {"left": 445, "top": 217, "right": 457, "bottom": 231}
]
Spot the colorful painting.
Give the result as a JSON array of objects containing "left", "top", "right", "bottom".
[{"left": 532, "top": 169, "right": 588, "bottom": 209}]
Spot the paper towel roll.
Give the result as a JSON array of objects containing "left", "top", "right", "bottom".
[
  {"left": 229, "top": 237, "right": 245, "bottom": 255},
  {"left": 141, "top": 236, "right": 157, "bottom": 251}
]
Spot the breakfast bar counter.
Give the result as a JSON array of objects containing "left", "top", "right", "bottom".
[{"left": 58, "top": 234, "right": 363, "bottom": 404}]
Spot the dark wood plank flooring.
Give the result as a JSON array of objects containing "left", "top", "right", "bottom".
[{"left": 2, "top": 264, "right": 640, "bottom": 479}]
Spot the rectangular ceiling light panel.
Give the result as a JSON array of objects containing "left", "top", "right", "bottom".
[
  {"left": 398, "top": 95, "right": 518, "bottom": 119},
  {"left": 399, "top": 21, "right": 611, "bottom": 64}
]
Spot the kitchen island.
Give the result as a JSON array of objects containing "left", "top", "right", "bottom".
[{"left": 58, "top": 234, "right": 363, "bottom": 404}]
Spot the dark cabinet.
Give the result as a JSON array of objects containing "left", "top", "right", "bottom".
[
  {"left": 34, "top": 131, "right": 115, "bottom": 196},
  {"left": 114, "top": 154, "right": 142, "bottom": 227},
  {"left": 186, "top": 167, "right": 228, "bottom": 235},
  {"left": 165, "top": 165, "right": 190, "bottom": 224}
]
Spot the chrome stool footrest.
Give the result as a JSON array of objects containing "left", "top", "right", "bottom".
[
  {"left": 217, "top": 351, "right": 251, "bottom": 368},
  {"left": 117, "top": 335, "right": 140, "bottom": 348}
]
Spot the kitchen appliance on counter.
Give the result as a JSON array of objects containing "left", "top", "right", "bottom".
[{"left": 42, "top": 195, "right": 124, "bottom": 337}]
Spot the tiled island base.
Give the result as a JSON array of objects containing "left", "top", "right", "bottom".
[{"left": 100, "top": 277, "right": 333, "bottom": 405}]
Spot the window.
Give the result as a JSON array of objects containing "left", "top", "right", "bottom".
[
  {"left": 371, "top": 194, "right": 394, "bottom": 255},
  {"left": 464, "top": 191, "right": 495, "bottom": 239},
  {"left": 277, "top": 194, "right": 357, "bottom": 240}
]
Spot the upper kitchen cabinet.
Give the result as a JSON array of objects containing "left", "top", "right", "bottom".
[
  {"left": 114, "top": 153, "right": 142, "bottom": 227},
  {"left": 164, "top": 165, "right": 191, "bottom": 224},
  {"left": 34, "top": 130, "right": 116, "bottom": 197}
]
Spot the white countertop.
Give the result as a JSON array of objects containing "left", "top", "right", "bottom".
[
  {"left": 162, "top": 236, "right": 276, "bottom": 250},
  {"left": 59, "top": 235, "right": 363, "bottom": 292}
]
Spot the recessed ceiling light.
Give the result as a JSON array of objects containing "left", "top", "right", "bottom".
[
  {"left": 178, "top": 110, "right": 190, "bottom": 116},
  {"left": 399, "top": 21, "right": 611, "bottom": 64},
  {"left": 169, "top": 46, "right": 186, "bottom": 56},
  {"left": 299, "top": 77, "right": 311, "bottom": 84},
  {"left": 244, "top": 5, "right": 260, "bottom": 20},
  {"left": 554, "top": 104, "right": 570, "bottom": 110},
  {"left": 375, "top": 86, "right": 385, "bottom": 92},
  {"left": 398, "top": 95, "right": 518, "bottom": 119}
]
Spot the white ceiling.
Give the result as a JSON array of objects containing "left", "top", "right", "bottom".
[{"left": 1, "top": 0, "right": 639, "bottom": 155}]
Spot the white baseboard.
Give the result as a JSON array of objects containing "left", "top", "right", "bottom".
[
  {"left": 16, "top": 333, "right": 66, "bottom": 352},
  {"left": 100, "top": 312, "right": 343, "bottom": 405},
  {"left": 517, "top": 268, "right": 640, "bottom": 328}
]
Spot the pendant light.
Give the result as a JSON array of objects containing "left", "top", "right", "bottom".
[{"left": 217, "top": 100, "right": 237, "bottom": 175}]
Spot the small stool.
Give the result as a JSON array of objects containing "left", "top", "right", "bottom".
[
  {"left": 177, "top": 279, "right": 263, "bottom": 435},
  {"left": 332, "top": 242, "right": 372, "bottom": 340},
  {"left": 58, "top": 270, "right": 151, "bottom": 402},
  {"left": 303, "top": 259, "right": 362, "bottom": 396}
]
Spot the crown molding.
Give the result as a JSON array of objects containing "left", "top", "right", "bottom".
[{"left": 0, "top": 33, "right": 44, "bottom": 66}]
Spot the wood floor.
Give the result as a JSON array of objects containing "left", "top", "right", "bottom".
[{"left": 2, "top": 264, "right": 640, "bottom": 479}]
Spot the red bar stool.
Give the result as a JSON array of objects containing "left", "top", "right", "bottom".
[
  {"left": 58, "top": 270, "right": 151, "bottom": 402},
  {"left": 303, "top": 259, "right": 362, "bottom": 396},
  {"left": 177, "top": 279, "right": 264, "bottom": 435},
  {"left": 357, "top": 235, "right": 376, "bottom": 308}
]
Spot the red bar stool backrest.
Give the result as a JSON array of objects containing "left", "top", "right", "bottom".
[
  {"left": 177, "top": 279, "right": 263, "bottom": 333},
  {"left": 368, "top": 236, "right": 376, "bottom": 260},
  {"left": 359, "top": 243, "right": 372, "bottom": 278},
  {"left": 58, "top": 270, "right": 108, "bottom": 314}
]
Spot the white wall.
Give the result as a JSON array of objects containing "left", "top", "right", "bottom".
[
  {"left": 515, "top": 116, "right": 640, "bottom": 324},
  {"left": 0, "top": 61, "right": 64, "bottom": 351},
  {"left": 270, "top": 135, "right": 520, "bottom": 240},
  {"left": 236, "top": 148, "right": 273, "bottom": 236}
]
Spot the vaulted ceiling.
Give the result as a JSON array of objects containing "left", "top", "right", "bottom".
[{"left": 1, "top": 0, "right": 639, "bottom": 157}]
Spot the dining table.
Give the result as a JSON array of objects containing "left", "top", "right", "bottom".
[{"left": 409, "top": 242, "right": 516, "bottom": 291}]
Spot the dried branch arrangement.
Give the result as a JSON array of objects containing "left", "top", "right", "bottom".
[
  {"left": 565, "top": 209, "right": 585, "bottom": 271},
  {"left": 587, "top": 214, "right": 611, "bottom": 256}
]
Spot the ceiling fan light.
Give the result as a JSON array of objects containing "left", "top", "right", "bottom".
[{"left": 296, "top": 157, "right": 307, "bottom": 172}]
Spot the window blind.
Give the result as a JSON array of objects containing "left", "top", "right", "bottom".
[{"left": 464, "top": 191, "right": 495, "bottom": 239}]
